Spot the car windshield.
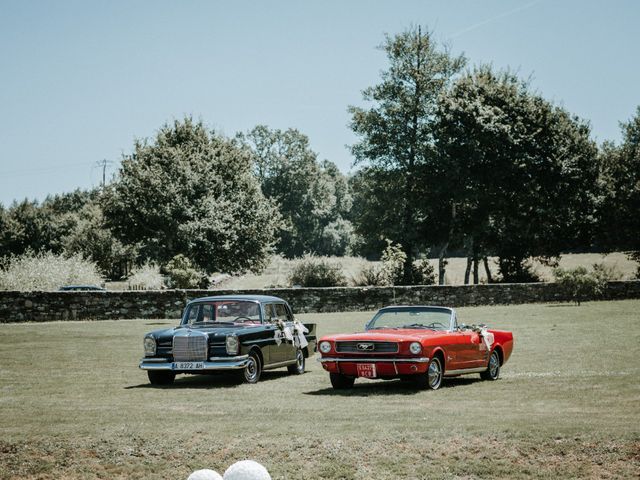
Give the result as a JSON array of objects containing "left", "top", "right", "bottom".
[
  {"left": 367, "top": 308, "right": 452, "bottom": 331},
  {"left": 183, "top": 301, "right": 262, "bottom": 326}
]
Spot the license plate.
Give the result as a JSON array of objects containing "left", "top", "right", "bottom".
[
  {"left": 357, "top": 363, "right": 376, "bottom": 378},
  {"left": 173, "top": 361, "right": 205, "bottom": 370}
]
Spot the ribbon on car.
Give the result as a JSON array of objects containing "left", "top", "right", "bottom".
[
  {"left": 293, "top": 321, "right": 309, "bottom": 349},
  {"left": 273, "top": 320, "right": 308, "bottom": 348},
  {"left": 468, "top": 323, "right": 494, "bottom": 351},
  {"left": 478, "top": 327, "right": 494, "bottom": 351}
]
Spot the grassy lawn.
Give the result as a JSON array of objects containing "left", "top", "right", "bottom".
[{"left": 1, "top": 300, "right": 639, "bottom": 479}]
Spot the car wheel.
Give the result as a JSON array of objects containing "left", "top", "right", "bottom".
[
  {"left": 481, "top": 350, "right": 500, "bottom": 381},
  {"left": 330, "top": 373, "right": 355, "bottom": 390},
  {"left": 415, "top": 357, "right": 443, "bottom": 390},
  {"left": 287, "top": 348, "right": 305, "bottom": 374},
  {"left": 148, "top": 370, "right": 175, "bottom": 386},
  {"left": 243, "top": 351, "right": 262, "bottom": 384}
]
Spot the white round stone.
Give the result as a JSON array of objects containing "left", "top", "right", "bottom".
[
  {"left": 187, "top": 469, "right": 223, "bottom": 480},
  {"left": 223, "top": 460, "right": 271, "bottom": 480}
]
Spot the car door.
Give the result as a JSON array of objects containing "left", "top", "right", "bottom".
[
  {"left": 268, "top": 302, "right": 296, "bottom": 363},
  {"left": 442, "top": 330, "right": 483, "bottom": 371}
]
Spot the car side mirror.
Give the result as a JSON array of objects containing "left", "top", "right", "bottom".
[{"left": 458, "top": 323, "right": 467, "bottom": 331}]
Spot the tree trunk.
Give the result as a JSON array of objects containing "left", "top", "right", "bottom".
[
  {"left": 473, "top": 255, "right": 479, "bottom": 285},
  {"left": 483, "top": 257, "right": 493, "bottom": 283},
  {"left": 464, "top": 257, "right": 472, "bottom": 284},
  {"left": 438, "top": 243, "right": 448, "bottom": 285}
]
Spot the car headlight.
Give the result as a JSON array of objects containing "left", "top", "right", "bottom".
[
  {"left": 319, "top": 341, "right": 332, "bottom": 354},
  {"left": 409, "top": 342, "right": 422, "bottom": 355},
  {"left": 226, "top": 335, "right": 239, "bottom": 355},
  {"left": 144, "top": 336, "right": 156, "bottom": 356}
]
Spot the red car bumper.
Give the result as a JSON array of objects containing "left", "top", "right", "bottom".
[{"left": 319, "top": 356, "right": 430, "bottom": 377}]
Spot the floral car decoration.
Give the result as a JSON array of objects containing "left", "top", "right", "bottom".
[
  {"left": 318, "top": 305, "right": 513, "bottom": 390},
  {"left": 139, "top": 295, "right": 316, "bottom": 385}
]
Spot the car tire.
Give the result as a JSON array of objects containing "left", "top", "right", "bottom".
[
  {"left": 480, "top": 350, "right": 500, "bottom": 381},
  {"left": 330, "top": 373, "right": 355, "bottom": 390},
  {"left": 243, "top": 351, "right": 262, "bottom": 384},
  {"left": 415, "top": 356, "right": 443, "bottom": 390},
  {"left": 147, "top": 370, "right": 175, "bottom": 386},
  {"left": 287, "top": 348, "right": 305, "bottom": 374}
]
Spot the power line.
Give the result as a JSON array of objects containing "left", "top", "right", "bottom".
[{"left": 95, "top": 159, "right": 115, "bottom": 188}]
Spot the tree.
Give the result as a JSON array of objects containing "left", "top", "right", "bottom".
[
  {"left": 0, "top": 189, "right": 96, "bottom": 258},
  {"left": 103, "top": 118, "right": 280, "bottom": 274},
  {"left": 240, "top": 125, "right": 353, "bottom": 257},
  {"left": 435, "top": 66, "right": 599, "bottom": 282},
  {"left": 597, "top": 106, "right": 640, "bottom": 274},
  {"left": 63, "top": 201, "right": 136, "bottom": 279},
  {"left": 349, "top": 26, "right": 465, "bottom": 283}
]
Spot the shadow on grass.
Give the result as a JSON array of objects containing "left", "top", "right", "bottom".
[
  {"left": 546, "top": 303, "right": 578, "bottom": 308},
  {"left": 125, "top": 370, "right": 293, "bottom": 390},
  {"left": 304, "top": 376, "right": 480, "bottom": 396}
]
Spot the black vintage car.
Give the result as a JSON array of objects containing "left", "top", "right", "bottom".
[{"left": 139, "top": 295, "right": 317, "bottom": 385}]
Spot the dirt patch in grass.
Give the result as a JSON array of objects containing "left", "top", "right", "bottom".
[{"left": 1, "top": 435, "right": 638, "bottom": 479}]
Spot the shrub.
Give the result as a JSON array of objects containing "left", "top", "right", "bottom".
[
  {"left": 380, "top": 241, "right": 406, "bottom": 285},
  {"left": 351, "top": 243, "right": 436, "bottom": 286},
  {"left": 165, "top": 254, "right": 207, "bottom": 289},
  {"left": 351, "top": 264, "right": 386, "bottom": 286},
  {"left": 553, "top": 263, "right": 616, "bottom": 305},
  {"left": 498, "top": 257, "right": 542, "bottom": 283},
  {"left": 127, "top": 263, "right": 163, "bottom": 290},
  {"left": 0, "top": 251, "right": 103, "bottom": 291},
  {"left": 409, "top": 259, "right": 437, "bottom": 285},
  {"left": 288, "top": 254, "right": 347, "bottom": 287}
]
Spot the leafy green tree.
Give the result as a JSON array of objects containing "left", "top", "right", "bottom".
[
  {"left": 63, "top": 201, "right": 137, "bottom": 279},
  {"left": 240, "top": 125, "right": 353, "bottom": 257},
  {"left": 597, "top": 106, "right": 640, "bottom": 275},
  {"left": 0, "top": 199, "right": 52, "bottom": 255},
  {"left": 103, "top": 118, "right": 280, "bottom": 274},
  {"left": 165, "top": 254, "right": 206, "bottom": 289},
  {"left": 435, "top": 66, "right": 599, "bottom": 282},
  {"left": 349, "top": 27, "right": 465, "bottom": 283},
  {"left": 0, "top": 189, "right": 96, "bottom": 258}
]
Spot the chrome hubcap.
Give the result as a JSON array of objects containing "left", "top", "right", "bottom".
[
  {"left": 489, "top": 353, "right": 499, "bottom": 378},
  {"left": 245, "top": 357, "right": 258, "bottom": 381},
  {"left": 428, "top": 359, "right": 442, "bottom": 388},
  {"left": 296, "top": 351, "right": 304, "bottom": 371}
]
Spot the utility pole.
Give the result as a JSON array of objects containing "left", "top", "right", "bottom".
[{"left": 95, "top": 159, "right": 114, "bottom": 188}]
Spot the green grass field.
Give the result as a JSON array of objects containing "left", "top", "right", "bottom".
[{"left": 1, "top": 301, "right": 639, "bottom": 479}]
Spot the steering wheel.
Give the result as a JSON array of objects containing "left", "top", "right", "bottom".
[{"left": 233, "top": 316, "right": 252, "bottom": 323}]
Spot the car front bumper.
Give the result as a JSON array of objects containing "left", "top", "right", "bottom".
[
  {"left": 318, "top": 356, "right": 430, "bottom": 376},
  {"left": 139, "top": 355, "right": 249, "bottom": 371}
]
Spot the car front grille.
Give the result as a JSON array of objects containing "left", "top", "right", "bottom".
[
  {"left": 335, "top": 341, "right": 399, "bottom": 354},
  {"left": 173, "top": 333, "right": 208, "bottom": 361}
]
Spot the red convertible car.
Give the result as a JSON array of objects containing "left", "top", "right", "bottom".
[{"left": 318, "top": 306, "right": 513, "bottom": 390}]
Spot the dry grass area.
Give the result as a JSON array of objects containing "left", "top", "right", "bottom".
[
  {"left": 1, "top": 301, "right": 639, "bottom": 479},
  {"left": 216, "top": 252, "right": 637, "bottom": 289}
]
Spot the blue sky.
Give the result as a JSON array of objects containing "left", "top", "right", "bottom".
[{"left": 1, "top": 0, "right": 638, "bottom": 206}]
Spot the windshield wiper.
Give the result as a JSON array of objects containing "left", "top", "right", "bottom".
[
  {"left": 403, "top": 323, "right": 435, "bottom": 330},
  {"left": 369, "top": 326, "right": 399, "bottom": 330},
  {"left": 189, "top": 321, "right": 234, "bottom": 327}
]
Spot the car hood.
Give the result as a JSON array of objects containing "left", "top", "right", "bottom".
[{"left": 324, "top": 329, "right": 448, "bottom": 343}]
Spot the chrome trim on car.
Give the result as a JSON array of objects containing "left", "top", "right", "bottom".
[
  {"left": 444, "top": 366, "right": 487, "bottom": 376},
  {"left": 172, "top": 329, "right": 208, "bottom": 361},
  {"left": 263, "top": 359, "right": 297, "bottom": 370},
  {"left": 335, "top": 341, "right": 399, "bottom": 354},
  {"left": 318, "top": 357, "right": 429, "bottom": 363},
  {"left": 139, "top": 354, "right": 249, "bottom": 371}
]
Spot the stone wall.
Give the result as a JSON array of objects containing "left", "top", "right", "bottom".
[{"left": 1, "top": 280, "right": 639, "bottom": 323}]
